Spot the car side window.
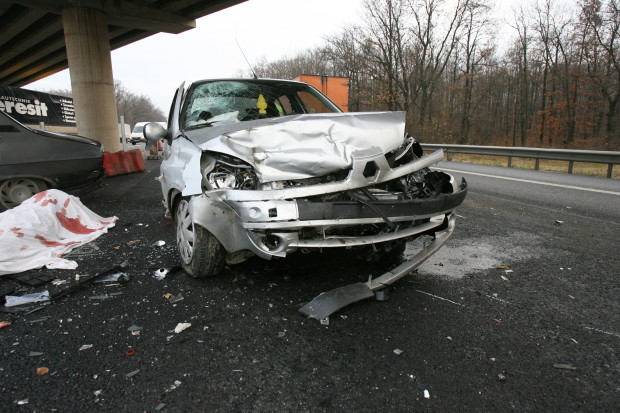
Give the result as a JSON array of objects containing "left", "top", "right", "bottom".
[{"left": 297, "top": 91, "right": 333, "bottom": 114}]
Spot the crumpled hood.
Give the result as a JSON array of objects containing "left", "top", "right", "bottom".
[{"left": 184, "top": 112, "right": 406, "bottom": 182}]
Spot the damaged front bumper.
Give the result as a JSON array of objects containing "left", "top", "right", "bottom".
[
  {"left": 299, "top": 213, "right": 458, "bottom": 320},
  {"left": 188, "top": 148, "right": 468, "bottom": 262}
]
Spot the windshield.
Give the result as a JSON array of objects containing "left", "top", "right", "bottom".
[
  {"left": 132, "top": 125, "right": 144, "bottom": 133},
  {"left": 181, "top": 80, "right": 341, "bottom": 129}
]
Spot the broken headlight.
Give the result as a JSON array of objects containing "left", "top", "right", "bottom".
[{"left": 203, "top": 153, "right": 258, "bottom": 190}]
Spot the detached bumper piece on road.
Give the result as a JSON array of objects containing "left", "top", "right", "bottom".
[{"left": 299, "top": 211, "right": 460, "bottom": 320}]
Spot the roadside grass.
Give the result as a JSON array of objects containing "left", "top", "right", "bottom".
[{"left": 444, "top": 153, "right": 620, "bottom": 179}]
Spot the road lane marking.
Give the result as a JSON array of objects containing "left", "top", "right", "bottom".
[{"left": 435, "top": 167, "right": 620, "bottom": 196}]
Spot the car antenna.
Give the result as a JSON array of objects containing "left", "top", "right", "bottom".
[{"left": 235, "top": 38, "right": 258, "bottom": 79}]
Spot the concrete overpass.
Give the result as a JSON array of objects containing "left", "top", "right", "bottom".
[{"left": 0, "top": 0, "right": 248, "bottom": 151}]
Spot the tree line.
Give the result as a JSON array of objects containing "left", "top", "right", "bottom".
[
  {"left": 48, "top": 80, "right": 165, "bottom": 129},
  {"left": 251, "top": 0, "right": 620, "bottom": 150}
]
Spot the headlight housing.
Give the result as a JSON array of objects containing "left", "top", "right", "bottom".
[{"left": 202, "top": 153, "right": 258, "bottom": 190}]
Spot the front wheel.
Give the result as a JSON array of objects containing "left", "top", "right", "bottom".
[
  {"left": 0, "top": 178, "right": 47, "bottom": 209},
  {"left": 175, "top": 198, "right": 226, "bottom": 278}
]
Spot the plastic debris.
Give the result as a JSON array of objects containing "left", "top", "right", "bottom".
[
  {"left": 501, "top": 275, "right": 509, "bottom": 281},
  {"left": 553, "top": 363, "right": 577, "bottom": 370},
  {"left": 36, "top": 367, "right": 49, "bottom": 376},
  {"left": 156, "top": 403, "right": 166, "bottom": 411},
  {"left": 16, "top": 399, "right": 28, "bottom": 405},
  {"left": 125, "top": 369, "right": 140, "bottom": 378},
  {"left": 393, "top": 349, "right": 403, "bottom": 355},
  {"left": 154, "top": 240, "right": 166, "bottom": 247},
  {"left": 127, "top": 240, "right": 141, "bottom": 246},
  {"left": 49, "top": 262, "right": 129, "bottom": 300},
  {"left": 0, "top": 321, "right": 10, "bottom": 328},
  {"left": 168, "top": 293, "right": 184, "bottom": 304},
  {"left": 166, "top": 380, "right": 182, "bottom": 393},
  {"left": 154, "top": 268, "right": 171, "bottom": 280},
  {"left": 126, "top": 349, "right": 136, "bottom": 356},
  {"left": 127, "top": 325, "right": 142, "bottom": 332},
  {"left": 555, "top": 220, "right": 564, "bottom": 225},
  {"left": 174, "top": 322, "right": 191, "bottom": 334},
  {"left": 79, "top": 344, "right": 93, "bottom": 351},
  {"left": 320, "top": 317, "right": 329, "bottom": 326},
  {"left": 94, "top": 272, "right": 129, "bottom": 283},
  {"left": 163, "top": 293, "right": 172, "bottom": 299},
  {"left": 424, "top": 390, "right": 430, "bottom": 399},
  {"left": 29, "top": 351, "right": 44, "bottom": 357},
  {"left": 4, "top": 290, "right": 50, "bottom": 307},
  {"left": 498, "top": 373, "right": 507, "bottom": 381}
]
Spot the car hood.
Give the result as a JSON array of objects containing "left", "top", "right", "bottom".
[
  {"left": 32, "top": 129, "right": 102, "bottom": 147},
  {"left": 183, "top": 112, "right": 406, "bottom": 182}
]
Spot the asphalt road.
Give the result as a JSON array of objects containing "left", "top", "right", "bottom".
[{"left": 1, "top": 156, "right": 619, "bottom": 412}]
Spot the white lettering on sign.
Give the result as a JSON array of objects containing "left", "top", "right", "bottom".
[{"left": 0, "top": 99, "right": 48, "bottom": 116}]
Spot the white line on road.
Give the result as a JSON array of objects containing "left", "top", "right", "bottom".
[{"left": 435, "top": 167, "right": 620, "bottom": 196}]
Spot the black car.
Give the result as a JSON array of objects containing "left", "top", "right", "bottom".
[{"left": 0, "top": 110, "right": 105, "bottom": 209}]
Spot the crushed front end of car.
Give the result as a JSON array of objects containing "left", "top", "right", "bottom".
[{"left": 159, "top": 111, "right": 467, "bottom": 281}]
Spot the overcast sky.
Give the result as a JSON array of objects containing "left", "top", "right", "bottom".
[{"left": 27, "top": 0, "right": 521, "bottom": 116}]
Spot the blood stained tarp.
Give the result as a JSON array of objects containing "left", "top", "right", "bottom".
[{"left": 0, "top": 189, "right": 117, "bottom": 275}]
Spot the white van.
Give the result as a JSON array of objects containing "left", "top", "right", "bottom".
[
  {"left": 130, "top": 122, "right": 149, "bottom": 144},
  {"left": 131, "top": 122, "right": 166, "bottom": 145}
]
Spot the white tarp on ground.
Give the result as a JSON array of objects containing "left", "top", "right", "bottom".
[{"left": 0, "top": 189, "right": 117, "bottom": 275}]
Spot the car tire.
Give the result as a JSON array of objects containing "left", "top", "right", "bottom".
[
  {"left": 175, "top": 197, "right": 226, "bottom": 278},
  {"left": 0, "top": 178, "right": 47, "bottom": 209}
]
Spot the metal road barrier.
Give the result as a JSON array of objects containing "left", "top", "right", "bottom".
[{"left": 421, "top": 144, "right": 620, "bottom": 178}]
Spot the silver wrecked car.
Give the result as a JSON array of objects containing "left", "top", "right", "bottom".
[{"left": 145, "top": 79, "right": 467, "bottom": 279}]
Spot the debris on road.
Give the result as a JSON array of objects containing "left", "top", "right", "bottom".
[
  {"left": 555, "top": 220, "right": 564, "bottom": 225},
  {"left": 79, "top": 344, "right": 93, "bottom": 351},
  {"left": 155, "top": 402, "right": 166, "bottom": 411},
  {"left": 49, "top": 261, "right": 129, "bottom": 300},
  {"left": 0, "top": 321, "right": 10, "bottom": 328},
  {"left": 94, "top": 271, "right": 130, "bottom": 283},
  {"left": 154, "top": 240, "right": 165, "bottom": 247},
  {"left": 36, "top": 367, "right": 49, "bottom": 376},
  {"left": 498, "top": 373, "right": 507, "bottom": 381},
  {"left": 174, "top": 323, "right": 191, "bottom": 334},
  {"left": 553, "top": 363, "right": 577, "bottom": 370},
  {"left": 424, "top": 390, "right": 430, "bottom": 399},
  {"left": 168, "top": 293, "right": 184, "bottom": 304},
  {"left": 166, "top": 380, "right": 182, "bottom": 393},
  {"left": 154, "top": 267, "right": 180, "bottom": 281},
  {"left": 125, "top": 369, "right": 140, "bottom": 379},
  {"left": 4, "top": 290, "right": 50, "bottom": 307},
  {"left": 393, "top": 349, "right": 404, "bottom": 355},
  {"left": 29, "top": 351, "right": 44, "bottom": 357}
]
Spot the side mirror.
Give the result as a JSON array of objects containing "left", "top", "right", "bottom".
[{"left": 144, "top": 122, "right": 169, "bottom": 147}]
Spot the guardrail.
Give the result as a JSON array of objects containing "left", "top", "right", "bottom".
[{"left": 421, "top": 144, "right": 620, "bottom": 178}]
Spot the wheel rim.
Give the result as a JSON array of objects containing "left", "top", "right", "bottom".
[
  {"left": 176, "top": 199, "right": 195, "bottom": 264},
  {"left": 0, "top": 178, "right": 42, "bottom": 208}
]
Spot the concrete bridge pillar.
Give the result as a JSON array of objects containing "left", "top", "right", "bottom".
[{"left": 62, "top": 7, "right": 120, "bottom": 152}]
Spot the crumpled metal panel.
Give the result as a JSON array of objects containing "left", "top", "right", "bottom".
[{"left": 184, "top": 112, "right": 406, "bottom": 183}]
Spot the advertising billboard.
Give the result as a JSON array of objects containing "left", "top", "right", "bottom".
[{"left": 0, "top": 85, "right": 75, "bottom": 127}]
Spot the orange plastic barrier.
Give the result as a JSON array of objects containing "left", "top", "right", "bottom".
[{"left": 103, "top": 149, "right": 146, "bottom": 177}]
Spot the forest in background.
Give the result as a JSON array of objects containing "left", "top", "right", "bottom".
[
  {"left": 249, "top": 0, "right": 620, "bottom": 150},
  {"left": 48, "top": 80, "right": 165, "bottom": 129}
]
